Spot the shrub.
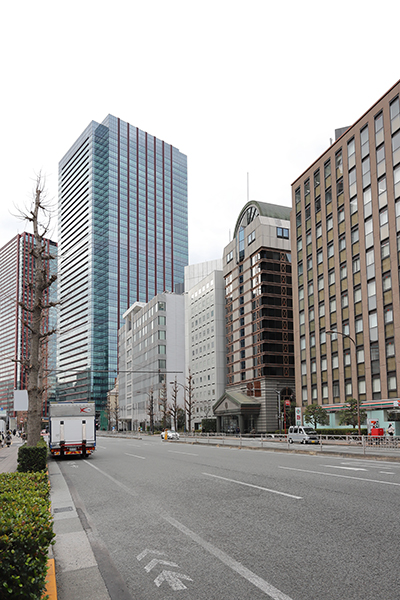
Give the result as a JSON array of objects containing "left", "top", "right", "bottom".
[
  {"left": 0, "top": 472, "right": 55, "bottom": 599},
  {"left": 17, "top": 439, "right": 48, "bottom": 473}
]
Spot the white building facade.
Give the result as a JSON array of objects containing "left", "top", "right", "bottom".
[
  {"left": 185, "top": 261, "right": 226, "bottom": 430},
  {"left": 119, "top": 292, "right": 185, "bottom": 431}
]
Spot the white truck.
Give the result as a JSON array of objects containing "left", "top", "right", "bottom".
[{"left": 49, "top": 402, "right": 96, "bottom": 458}]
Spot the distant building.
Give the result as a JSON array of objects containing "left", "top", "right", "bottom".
[
  {"left": 57, "top": 116, "right": 188, "bottom": 413},
  {"left": 0, "top": 233, "right": 57, "bottom": 424},
  {"left": 215, "top": 202, "right": 293, "bottom": 433},
  {"left": 291, "top": 79, "right": 400, "bottom": 432},
  {"left": 119, "top": 292, "right": 185, "bottom": 431},
  {"left": 184, "top": 261, "right": 225, "bottom": 430}
]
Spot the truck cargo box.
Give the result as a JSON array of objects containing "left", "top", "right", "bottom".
[{"left": 49, "top": 402, "right": 96, "bottom": 457}]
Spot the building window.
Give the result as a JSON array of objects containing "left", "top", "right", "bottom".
[
  {"left": 390, "top": 97, "right": 400, "bottom": 134},
  {"left": 388, "top": 374, "right": 397, "bottom": 391},
  {"left": 386, "top": 339, "right": 395, "bottom": 357},
  {"left": 227, "top": 251, "right": 233, "bottom": 263},
  {"left": 355, "top": 316, "right": 363, "bottom": 333},
  {"left": 360, "top": 125, "right": 369, "bottom": 159},
  {"left": 248, "top": 231, "right": 256, "bottom": 245},
  {"left": 385, "top": 306, "right": 393, "bottom": 323},
  {"left": 382, "top": 273, "right": 392, "bottom": 291},
  {"left": 277, "top": 227, "right": 289, "bottom": 239},
  {"left": 336, "top": 150, "right": 343, "bottom": 179},
  {"left": 351, "top": 227, "right": 359, "bottom": 244},
  {"left": 375, "top": 112, "right": 384, "bottom": 146},
  {"left": 348, "top": 138, "right": 356, "bottom": 168}
]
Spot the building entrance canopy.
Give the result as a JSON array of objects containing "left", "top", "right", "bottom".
[{"left": 213, "top": 390, "right": 261, "bottom": 434}]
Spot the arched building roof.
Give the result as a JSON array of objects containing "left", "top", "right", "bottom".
[{"left": 233, "top": 201, "right": 291, "bottom": 238}]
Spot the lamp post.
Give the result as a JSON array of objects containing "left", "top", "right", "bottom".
[
  {"left": 326, "top": 329, "right": 360, "bottom": 436},
  {"left": 275, "top": 389, "right": 281, "bottom": 434}
]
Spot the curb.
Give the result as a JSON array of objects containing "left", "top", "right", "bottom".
[{"left": 43, "top": 558, "right": 57, "bottom": 600}]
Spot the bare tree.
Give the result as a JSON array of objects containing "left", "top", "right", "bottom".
[
  {"left": 17, "top": 174, "right": 57, "bottom": 446},
  {"left": 169, "top": 378, "right": 179, "bottom": 431},
  {"left": 185, "top": 368, "right": 195, "bottom": 433},
  {"left": 146, "top": 387, "right": 154, "bottom": 434},
  {"left": 106, "top": 380, "right": 119, "bottom": 431},
  {"left": 159, "top": 379, "right": 168, "bottom": 429}
]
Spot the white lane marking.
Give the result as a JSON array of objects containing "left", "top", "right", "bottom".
[
  {"left": 203, "top": 472, "right": 302, "bottom": 500},
  {"left": 96, "top": 445, "right": 107, "bottom": 449},
  {"left": 83, "top": 460, "right": 137, "bottom": 496},
  {"left": 323, "top": 465, "right": 367, "bottom": 471},
  {"left": 127, "top": 443, "right": 142, "bottom": 448},
  {"left": 279, "top": 466, "right": 400, "bottom": 486},
  {"left": 125, "top": 453, "right": 146, "bottom": 460},
  {"left": 380, "top": 471, "right": 395, "bottom": 475},
  {"left": 168, "top": 450, "right": 198, "bottom": 456},
  {"left": 164, "top": 515, "right": 294, "bottom": 599},
  {"left": 341, "top": 461, "right": 400, "bottom": 470}
]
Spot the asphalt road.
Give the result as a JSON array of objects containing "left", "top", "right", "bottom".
[{"left": 58, "top": 436, "right": 400, "bottom": 600}]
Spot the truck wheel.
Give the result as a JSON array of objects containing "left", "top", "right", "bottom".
[{"left": 288, "top": 438, "right": 293, "bottom": 444}]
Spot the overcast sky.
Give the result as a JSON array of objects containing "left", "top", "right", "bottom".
[{"left": 1, "top": 0, "right": 399, "bottom": 265}]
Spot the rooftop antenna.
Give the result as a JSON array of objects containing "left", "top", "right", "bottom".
[{"left": 247, "top": 172, "right": 250, "bottom": 203}]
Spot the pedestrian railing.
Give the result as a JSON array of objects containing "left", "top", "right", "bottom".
[{"left": 179, "top": 433, "right": 400, "bottom": 456}]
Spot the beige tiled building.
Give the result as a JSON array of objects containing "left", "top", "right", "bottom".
[{"left": 291, "top": 80, "right": 400, "bottom": 430}]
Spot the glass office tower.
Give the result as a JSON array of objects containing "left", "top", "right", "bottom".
[{"left": 57, "top": 116, "right": 188, "bottom": 412}]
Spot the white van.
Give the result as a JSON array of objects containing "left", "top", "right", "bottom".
[{"left": 288, "top": 426, "right": 319, "bottom": 444}]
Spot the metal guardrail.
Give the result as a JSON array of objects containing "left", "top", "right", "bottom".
[
  {"left": 178, "top": 433, "right": 400, "bottom": 456},
  {"left": 97, "top": 430, "right": 400, "bottom": 456}
]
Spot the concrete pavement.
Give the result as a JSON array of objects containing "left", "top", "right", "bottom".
[
  {"left": 0, "top": 437, "right": 111, "bottom": 600},
  {"left": 49, "top": 459, "right": 111, "bottom": 600}
]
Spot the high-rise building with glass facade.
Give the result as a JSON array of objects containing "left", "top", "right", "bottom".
[
  {"left": 57, "top": 116, "right": 188, "bottom": 413},
  {"left": 291, "top": 79, "right": 400, "bottom": 432},
  {"left": 0, "top": 233, "right": 57, "bottom": 423}
]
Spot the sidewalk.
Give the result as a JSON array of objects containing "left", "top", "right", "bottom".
[
  {"left": 49, "top": 459, "right": 111, "bottom": 600},
  {"left": 0, "top": 436, "right": 21, "bottom": 473},
  {"left": 0, "top": 439, "right": 111, "bottom": 600}
]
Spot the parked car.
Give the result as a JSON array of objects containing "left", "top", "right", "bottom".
[
  {"left": 161, "top": 429, "right": 180, "bottom": 440},
  {"left": 287, "top": 426, "right": 318, "bottom": 444}
]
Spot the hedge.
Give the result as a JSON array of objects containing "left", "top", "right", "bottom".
[
  {"left": 0, "top": 471, "right": 55, "bottom": 599},
  {"left": 18, "top": 439, "right": 48, "bottom": 473}
]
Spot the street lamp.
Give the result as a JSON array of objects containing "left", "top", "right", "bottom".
[
  {"left": 275, "top": 389, "right": 282, "bottom": 434},
  {"left": 326, "top": 329, "right": 361, "bottom": 436}
]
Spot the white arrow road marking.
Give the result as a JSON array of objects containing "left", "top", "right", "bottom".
[
  {"left": 203, "top": 472, "right": 302, "bottom": 499},
  {"left": 145, "top": 559, "right": 179, "bottom": 573},
  {"left": 154, "top": 570, "right": 193, "bottom": 590},
  {"left": 323, "top": 465, "right": 367, "bottom": 471},
  {"left": 137, "top": 549, "right": 165, "bottom": 561}
]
